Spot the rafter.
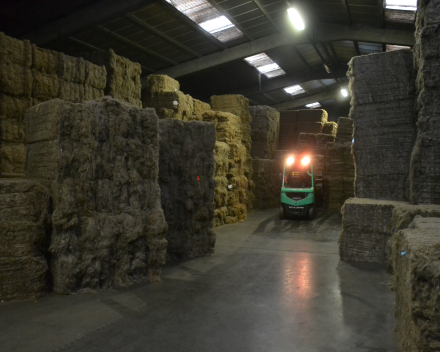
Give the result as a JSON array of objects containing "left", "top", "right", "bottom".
[
  {"left": 125, "top": 13, "right": 201, "bottom": 58},
  {"left": 252, "top": 0, "right": 283, "bottom": 32},
  {"left": 153, "top": 24, "right": 414, "bottom": 79},
  {"left": 19, "top": 0, "right": 156, "bottom": 45},
  {"left": 96, "top": 25, "right": 178, "bottom": 65},
  {"left": 341, "top": 0, "right": 353, "bottom": 26}
]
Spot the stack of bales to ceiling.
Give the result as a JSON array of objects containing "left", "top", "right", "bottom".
[
  {"left": 339, "top": 49, "right": 417, "bottom": 263},
  {"left": 0, "top": 180, "right": 50, "bottom": 300},
  {"left": 142, "top": 74, "right": 210, "bottom": 121},
  {"left": 211, "top": 95, "right": 254, "bottom": 211},
  {"left": 0, "top": 33, "right": 32, "bottom": 177},
  {"left": 410, "top": 0, "right": 440, "bottom": 204},
  {"left": 203, "top": 110, "right": 248, "bottom": 226},
  {"left": 24, "top": 97, "right": 167, "bottom": 293},
  {"left": 0, "top": 32, "right": 107, "bottom": 177},
  {"left": 323, "top": 117, "right": 355, "bottom": 210},
  {"left": 83, "top": 49, "right": 142, "bottom": 108},
  {"left": 249, "top": 105, "right": 281, "bottom": 209},
  {"left": 158, "top": 119, "right": 216, "bottom": 258},
  {"left": 349, "top": 50, "right": 416, "bottom": 200},
  {"left": 278, "top": 109, "right": 328, "bottom": 151}
]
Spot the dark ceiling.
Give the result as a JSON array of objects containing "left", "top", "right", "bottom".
[{"left": 0, "top": 0, "right": 415, "bottom": 118}]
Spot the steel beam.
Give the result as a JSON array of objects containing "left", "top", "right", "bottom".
[{"left": 155, "top": 24, "right": 414, "bottom": 78}]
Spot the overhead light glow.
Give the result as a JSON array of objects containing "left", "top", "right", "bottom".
[
  {"left": 200, "top": 16, "right": 234, "bottom": 34},
  {"left": 301, "top": 156, "right": 310, "bottom": 166},
  {"left": 286, "top": 156, "right": 295, "bottom": 165},
  {"left": 385, "top": 0, "right": 417, "bottom": 11},
  {"left": 305, "top": 102, "right": 321, "bottom": 108},
  {"left": 284, "top": 84, "right": 306, "bottom": 96},
  {"left": 165, "top": 0, "right": 243, "bottom": 42},
  {"left": 244, "top": 53, "right": 286, "bottom": 78},
  {"left": 386, "top": 44, "right": 411, "bottom": 52},
  {"left": 341, "top": 88, "right": 348, "bottom": 97},
  {"left": 287, "top": 8, "right": 305, "bottom": 31}
]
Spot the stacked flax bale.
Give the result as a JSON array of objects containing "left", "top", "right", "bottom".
[
  {"left": 323, "top": 117, "right": 355, "bottom": 209},
  {"left": 142, "top": 74, "right": 210, "bottom": 121},
  {"left": 84, "top": 49, "right": 142, "bottom": 108},
  {"left": 0, "top": 32, "right": 32, "bottom": 177},
  {"left": 203, "top": 110, "right": 248, "bottom": 226},
  {"left": 410, "top": 1, "right": 440, "bottom": 204},
  {"left": 339, "top": 198, "right": 406, "bottom": 262},
  {"left": 278, "top": 109, "right": 327, "bottom": 150},
  {"left": 0, "top": 180, "right": 49, "bottom": 300},
  {"left": 297, "top": 132, "right": 335, "bottom": 155},
  {"left": 249, "top": 105, "right": 280, "bottom": 159},
  {"left": 211, "top": 95, "right": 254, "bottom": 210},
  {"left": 249, "top": 105, "right": 280, "bottom": 209},
  {"left": 158, "top": 119, "right": 216, "bottom": 258},
  {"left": 0, "top": 32, "right": 107, "bottom": 177},
  {"left": 24, "top": 97, "right": 167, "bottom": 293},
  {"left": 251, "top": 159, "right": 281, "bottom": 209},
  {"left": 392, "top": 216, "right": 440, "bottom": 352},
  {"left": 348, "top": 50, "right": 417, "bottom": 201},
  {"left": 322, "top": 121, "right": 337, "bottom": 136}
]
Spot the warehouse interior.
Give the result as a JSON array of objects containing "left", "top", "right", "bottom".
[{"left": 0, "top": 0, "right": 439, "bottom": 351}]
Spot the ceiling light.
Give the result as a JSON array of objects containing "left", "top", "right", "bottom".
[
  {"left": 305, "top": 102, "right": 321, "bottom": 108},
  {"left": 287, "top": 8, "right": 305, "bottom": 31},
  {"left": 386, "top": 44, "right": 411, "bottom": 51},
  {"left": 324, "top": 64, "right": 331, "bottom": 74},
  {"left": 284, "top": 84, "right": 305, "bottom": 95},
  {"left": 341, "top": 88, "right": 348, "bottom": 97}
]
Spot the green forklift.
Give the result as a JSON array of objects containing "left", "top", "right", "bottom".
[{"left": 279, "top": 154, "right": 317, "bottom": 220}]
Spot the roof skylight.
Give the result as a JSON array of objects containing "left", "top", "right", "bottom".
[
  {"left": 284, "top": 84, "right": 306, "bottom": 96},
  {"left": 244, "top": 53, "right": 286, "bottom": 79},
  {"left": 165, "top": 0, "right": 243, "bottom": 42},
  {"left": 385, "top": 0, "right": 417, "bottom": 11},
  {"left": 305, "top": 102, "right": 321, "bottom": 108}
]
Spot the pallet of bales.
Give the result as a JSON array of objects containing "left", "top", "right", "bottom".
[
  {"left": 24, "top": 97, "right": 167, "bottom": 293},
  {"left": 158, "top": 119, "right": 216, "bottom": 258},
  {"left": 348, "top": 50, "right": 417, "bottom": 201},
  {"left": 249, "top": 105, "right": 280, "bottom": 159},
  {"left": 392, "top": 216, "right": 440, "bottom": 352},
  {"left": 0, "top": 180, "right": 50, "bottom": 301}
]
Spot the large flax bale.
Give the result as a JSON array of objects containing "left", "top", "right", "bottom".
[
  {"left": 146, "top": 74, "right": 180, "bottom": 93},
  {"left": 0, "top": 62, "right": 32, "bottom": 97},
  {"left": 193, "top": 99, "right": 211, "bottom": 116},
  {"left": 0, "top": 180, "right": 50, "bottom": 301},
  {"left": 202, "top": 110, "right": 242, "bottom": 143},
  {"left": 0, "top": 142, "right": 26, "bottom": 176},
  {"left": 0, "top": 32, "right": 31, "bottom": 67},
  {"left": 297, "top": 132, "right": 316, "bottom": 152},
  {"left": 315, "top": 133, "right": 335, "bottom": 154},
  {"left": 392, "top": 216, "right": 440, "bottom": 352},
  {"left": 322, "top": 121, "right": 337, "bottom": 136},
  {"left": 84, "top": 60, "right": 106, "bottom": 90},
  {"left": 249, "top": 105, "right": 280, "bottom": 159},
  {"left": 32, "top": 70, "right": 59, "bottom": 100},
  {"left": 158, "top": 119, "right": 216, "bottom": 258},
  {"left": 347, "top": 50, "right": 416, "bottom": 105},
  {"left": 339, "top": 198, "right": 406, "bottom": 262},
  {"left": 25, "top": 97, "right": 167, "bottom": 293},
  {"left": 214, "top": 206, "right": 228, "bottom": 227},
  {"left": 297, "top": 109, "right": 328, "bottom": 123},
  {"left": 32, "top": 45, "right": 58, "bottom": 75},
  {"left": 335, "top": 117, "right": 353, "bottom": 143},
  {"left": 58, "top": 80, "right": 85, "bottom": 103},
  {"left": 215, "top": 141, "right": 230, "bottom": 176},
  {"left": 0, "top": 117, "right": 25, "bottom": 142},
  {"left": 349, "top": 51, "right": 417, "bottom": 201},
  {"left": 0, "top": 94, "right": 32, "bottom": 118},
  {"left": 142, "top": 91, "right": 194, "bottom": 120},
  {"left": 252, "top": 159, "right": 280, "bottom": 209},
  {"left": 83, "top": 49, "right": 142, "bottom": 108}
]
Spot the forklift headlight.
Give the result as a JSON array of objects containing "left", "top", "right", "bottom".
[
  {"left": 301, "top": 156, "right": 310, "bottom": 166},
  {"left": 286, "top": 156, "right": 294, "bottom": 165}
]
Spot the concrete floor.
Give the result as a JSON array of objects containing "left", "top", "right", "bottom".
[{"left": 0, "top": 209, "right": 396, "bottom": 352}]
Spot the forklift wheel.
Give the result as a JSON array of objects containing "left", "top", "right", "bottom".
[
  {"left": 279, "top": 205, "right": 285, "bottom": 220},
  {"left": 308, "top": 205, "right": 315, "bottom": 220}
]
